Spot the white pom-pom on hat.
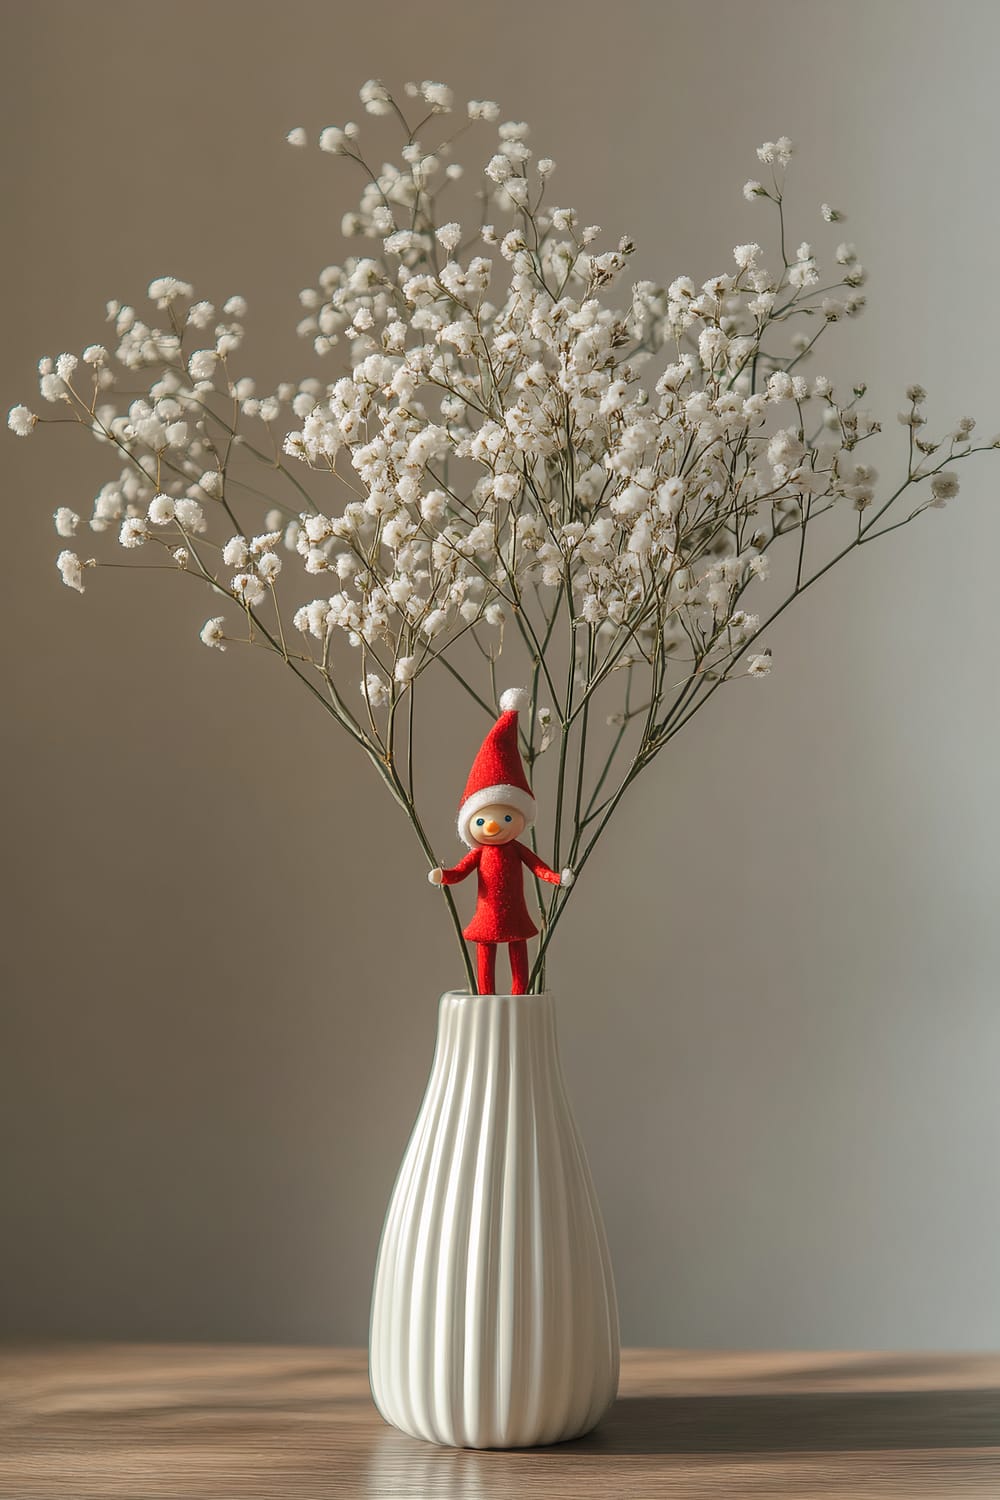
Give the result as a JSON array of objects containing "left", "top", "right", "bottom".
[{"left": 499, "top": 687, "right": 529, "bottom": 713}]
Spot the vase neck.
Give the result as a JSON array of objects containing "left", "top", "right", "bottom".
[{"left": 433, "top": 990, "right": 559, "bottom": 1076}]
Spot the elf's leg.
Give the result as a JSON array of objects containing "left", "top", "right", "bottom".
[
  {"left": 477, "top": 943, "right": 497, "bottom": 996},
  {"left": 509, "top": 939, "right": 529, "bottom": 995}
]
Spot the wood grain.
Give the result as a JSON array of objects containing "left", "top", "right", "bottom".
[{"left": 0, "top": 1345, "right": 998, "bottom": 1498}]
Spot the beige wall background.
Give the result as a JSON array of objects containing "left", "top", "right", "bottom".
[{"left": 3, "top": 0, "right": 999, "bottom": 1349}]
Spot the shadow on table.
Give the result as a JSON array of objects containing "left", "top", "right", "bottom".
[
  {"left": 574, "top": 1384, "right": 1000, "bottom": 1454},
  {"left": 366, "top": 1380, "right": 1000, "bottom": 1494}
]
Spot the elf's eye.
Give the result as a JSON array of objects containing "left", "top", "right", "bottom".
[
  {"left": 504, "top": 815, "right": 512, "bottom": 822},
  {"left": 476, "top": 818, "right": 485, "bottom": 826}
]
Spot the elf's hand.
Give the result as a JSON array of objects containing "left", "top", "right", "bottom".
[
  {"left": 428, "top": 867, "right": 444, "bottom": 885},
  {"left": 560, "top": 867, "right": 575, "bottom": 887}
]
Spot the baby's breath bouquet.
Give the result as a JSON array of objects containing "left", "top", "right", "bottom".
[{"left": 12, "top": 80, "right": 997, "bottom": 994}]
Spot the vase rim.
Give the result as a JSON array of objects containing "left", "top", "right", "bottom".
[{"left": 442, "top": 989, "right": 552, "bottom": 1003}]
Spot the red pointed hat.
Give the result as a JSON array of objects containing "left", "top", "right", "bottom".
[{"left": 457, "top": 688, "right": 535, "bottom": 845}]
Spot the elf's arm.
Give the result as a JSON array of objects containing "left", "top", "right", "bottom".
[
  {"left": 515, "top": 842, "right": 575, "bottom": 888},
  {"left": 428, "top": 847, "right": 481, "bottom": 886}
]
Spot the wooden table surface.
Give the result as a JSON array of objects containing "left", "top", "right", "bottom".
[{"left": 1, "top": 1345, "right": 998, "bottom": 1498}]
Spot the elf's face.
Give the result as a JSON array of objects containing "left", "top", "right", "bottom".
[{"left": 469, "top": 804, "right": 525, "bottom": 845}]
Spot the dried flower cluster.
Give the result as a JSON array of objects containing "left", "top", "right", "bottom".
[{"left": 13, "top": 81, "right": 997, "bottom": 990}]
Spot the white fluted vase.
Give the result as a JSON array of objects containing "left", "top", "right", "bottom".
[{"left": 368, "top": 990, "right": 620, "bottom": 1449}]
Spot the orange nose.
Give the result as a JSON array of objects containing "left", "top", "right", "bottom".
[{"left": 484, "top": 820, "right": 500, "bottom": 835}]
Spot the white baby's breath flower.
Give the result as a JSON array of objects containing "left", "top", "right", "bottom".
[
  {"left": 768, "top": 428, "right": 805, "bottom": 469},
  {"left": 421, "top": 491, "right": 447, "bottom": 523},
  {"left": 363, "top": 672, "right": 390, "bottom": 708},
  {"left": 698, "top": 326, "right": 729, "bottom": 369},
  {"left": 422, "top": 607, "right": 448, "bottom": 637},
  {"left": 287, "top": 126, "right": 307, "bottom": 147},
  {"left": 788, "top": 260, "right": 819, "bottom": 289},
  {"left": 394, "top": 655, "right": 417, "bottom": 684},
  {"left": 200, "top": 616, "right": 226, "bottom": 650},
  {"left": 188, "top": 349, "right": 217, "bottom": 381},
  {"left": 436, "top": 222, "right": 462, "bottom": 252},
  {"left": 187, "top": 300, "right": 215, "bottom": 329},
  {"left": 747, "top": 653, "right": 772, "bottom": 677},
  {"left": 119, "top": 517, "right": 147, "bottom": 548},
  {"left": 732, "top": 242, "right": 762, "bottom": 270},
  {"left": 360, "top": 78, "right": 392, "bottom": 115},
  {"left": 295, "top": 599, "right": 331, "bottom": 639},
  {"left": 39, "top": 373, "right": 65, "bottom": 403},
  {"left": 148, "top": 277, "right": 192, "bottom": 308},
  {"left": 54, "top": 507, "right": 79, "bottom": 537},
  {"left": 197, "top": 470, "right": 223, "bottom": 498},
  {"left": 772, "top": 136, "right": 794, "bottom": 165},
  {"left": 251, "top": 531, "right": 280, "bottom": 554},
  {"left": 7, "top": 404, "right": 35, "bottom": 436},
  {"left": 56, "top": 550, "right": 85, "bottom": 592},
  {"left": 222, "top": 535, "right": 249, "bottom": 568},
  {"left": 147, "top": 493, "right": 175, "bottom": 525},
  {"left": 93, "top": 487, "right": 122, "bottom": 523},
  {"left": 303, "top": 513, "right": 332, "bottom": 544},
  {"left": 485, "top": 153, "right": 513, "bottom": 184},
  {"left": 656, "top": 477, "right": 684, "bottom": 516},
  {"left": 420, "top": 80, "right": 453, "bottom": 110},
  {"left": 82, "top": 345, "right": 108, "bottom": 365},
  {"left": 232, "top": 573, "right": 266, "bottom": 607},
  {"left": 493, "top": 473, "right": 520, "bottom": 503},
  {"left": 930, "top": 471, "right": 960, "bottom": 506},
  {"left": 174, "top": 497, "right": 205, "bottom": 532}
]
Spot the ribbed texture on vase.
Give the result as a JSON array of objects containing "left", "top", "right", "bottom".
[{"left": 369, "top": 991, "right": 620, "bottom": 1449}]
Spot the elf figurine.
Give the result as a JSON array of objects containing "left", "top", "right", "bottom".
[{"left": 428, "top": 688, "right": 574, "bottom": 996}]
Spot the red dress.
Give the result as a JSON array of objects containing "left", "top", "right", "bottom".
[{"left": 440, "top": 840, "right": 561, "bottom": 943}]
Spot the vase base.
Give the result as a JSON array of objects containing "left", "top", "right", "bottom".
[{"left": 372, "top": 1391, "right": 617, "bottom": 1450}]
